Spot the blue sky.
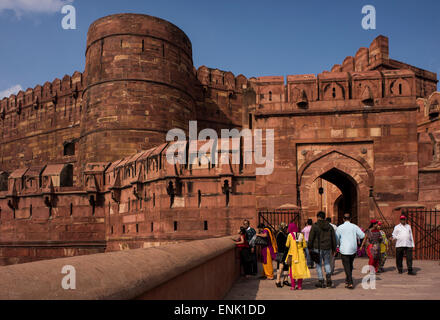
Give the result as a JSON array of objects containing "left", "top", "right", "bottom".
[{"left": 0, "top": 0, "right": 439, "bottom": 97}]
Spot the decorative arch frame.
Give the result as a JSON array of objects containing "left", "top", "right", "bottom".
[
  {"left": 322, "top": 82, "right": 345, "bottom": 100},
  {"left": 297, "top": 150, "right": 374, "bottom": 227},
  {"left": 390, "top": 78, "right": 410, "bottom": 97}
]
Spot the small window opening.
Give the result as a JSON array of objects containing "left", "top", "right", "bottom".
[
  {"left": 204, "top": 221, "right": 208, "bottom": 231},
  {"left": 63, "top": 142, "right": 75, "bottom": 156},
  {"left": 174, "top": 221, "right": 178, "bottom": 231}
]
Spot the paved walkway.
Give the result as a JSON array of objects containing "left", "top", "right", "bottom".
[{"left": 225, "top": 257, "right": 440, "bottom": 300}]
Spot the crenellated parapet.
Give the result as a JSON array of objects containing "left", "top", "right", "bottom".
[
  {"left": 329, "top": 35, "right": 437, "bottom": 98},
  {"left": 194, "top": 65, "right": 250, "bottom": 131},
  {"left": 330, "top": 35, "right": 389, "bottom": 73},
  {"left": 251, "top": 69, "right": 418, "bottom": 114},
  {"left": 0, "top": 71, "right": 84, "bottom": 119},
  {"left": 196, "top": 65, "right": 248, "bottom": 93}
]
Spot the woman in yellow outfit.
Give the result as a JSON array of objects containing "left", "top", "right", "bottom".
[{"left": 285, "top": 222, "right": 311, "bottom": 290}]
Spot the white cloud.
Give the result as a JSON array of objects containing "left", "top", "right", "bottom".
[
  {"left": 0, "top": 85, "right": 23, "bottom": 99},
  {"left": 0, "top": 0, "right": 73, "bottom": 15}
]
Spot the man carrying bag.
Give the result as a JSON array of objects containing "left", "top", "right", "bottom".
[{"left": 308, "top": 211, "right": 337, "bottom": 288}]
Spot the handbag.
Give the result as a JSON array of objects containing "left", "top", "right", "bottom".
[
  {"left": 248, "top": 234, "right": 257, "bottom": 247},
  {"left": 276, "top": 252, "right": 284, "bottom": 263},
  {"left": 254, "top": 236, "right": 268, "bottom": 247}
]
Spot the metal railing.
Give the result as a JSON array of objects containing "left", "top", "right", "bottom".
[
  {"left": 404, "top": 209, "right": 440, "bottom": 260},
  {"left": 258, "top": 210, "right": 302, "bottom": 232}
]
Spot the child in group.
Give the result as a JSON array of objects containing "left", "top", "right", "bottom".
[{"left": 285, "top": 222, "right": 311, "bottom": 290}]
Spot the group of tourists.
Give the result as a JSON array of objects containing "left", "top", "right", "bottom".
[{"left": 234, "top": 212, "right": 416, "bottom": 290}]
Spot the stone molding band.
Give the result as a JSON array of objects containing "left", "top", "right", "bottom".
[
  {"left": 82, "top": 78, "right": 196, "bottom": 104},
  {"left": 86, "top": 32, "right": 192, "bottom": 62}
]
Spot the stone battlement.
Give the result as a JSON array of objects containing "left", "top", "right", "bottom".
[
  {"left": 251, "top": 69, "right": 417, "bottom": 113},
  {"left": 0, "top": 71, "right": 84, "bottom": 118}
]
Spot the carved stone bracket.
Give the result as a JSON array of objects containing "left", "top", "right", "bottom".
[
  {"left": 7, "top": 180, "right": 19, "bottom": 210},
  {"left": 110, "top": 188, "right": 121, "bottom": 204},
  {"left": 132, "top": 182, "right": 143, "bottom": 200},
  {"left": 42, "top": 178, "right": 56, "bottom": 208},
  {"left": 426, "top": 131, "right": 440, "bottom": 168},
  {"left": 166, "top": 180, "right": 176, "bottom": 208},
  {"left": 7, "top": 197, "right": 18, "bottom": 210}
]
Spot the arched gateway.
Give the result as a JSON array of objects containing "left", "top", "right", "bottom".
[{"left": 298, "top": 150, "right": 374, "bottom": 228}]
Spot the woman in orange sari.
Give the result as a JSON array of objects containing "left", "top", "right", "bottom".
[{"left": 256, "top": 223, "right": 278, "bottom": 280}]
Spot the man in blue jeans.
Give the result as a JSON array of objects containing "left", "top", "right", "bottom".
[{"left": 308, "top": 211, "right": 337, "bottom": 288}]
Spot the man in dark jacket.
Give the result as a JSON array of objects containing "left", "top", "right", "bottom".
[
  {"left": 308, "top": 211, "right": 337, "bottom": 288},
  {"left": 243, "top": 219, "right": 257, "bottom": 275}
]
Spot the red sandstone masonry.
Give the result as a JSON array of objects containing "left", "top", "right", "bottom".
[{"left": 0, "top": 14, "right": 439, "bottom": 265}]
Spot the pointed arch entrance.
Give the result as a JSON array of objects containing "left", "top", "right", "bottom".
[
  {"left": 298, "top": 150, "right": 374, "bottom": 228},
  {"left": 321, "top": 168, "right": 358, "bottom": 224}
]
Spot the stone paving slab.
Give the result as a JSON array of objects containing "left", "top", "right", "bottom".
[{"left": 225, "top": 258, "right": 440, "bottom": 300}]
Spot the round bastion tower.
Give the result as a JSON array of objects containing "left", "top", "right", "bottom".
[{"left": 79, "top": 13, "right": 196, "bottom": 167}]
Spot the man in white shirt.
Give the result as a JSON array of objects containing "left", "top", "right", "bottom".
[
  {"left": 336, "top": 213, "right": 365, "bottom": 289},
  {"left": 392, "top": 215, "right": 416, "bottom": 275}
]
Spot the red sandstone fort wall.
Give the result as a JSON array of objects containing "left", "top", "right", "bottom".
[
  {"left": 0, "top": 72, "right": 84, "bottom": 183},
  {"left": 0, "top": 14, "right": 439, "bottom": 265}
]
